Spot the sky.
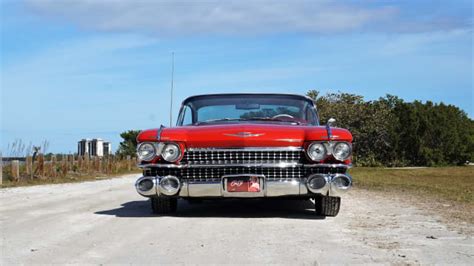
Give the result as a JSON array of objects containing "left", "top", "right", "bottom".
[{"left": 0, "top": 0, "right": 472, "bottom": 154}]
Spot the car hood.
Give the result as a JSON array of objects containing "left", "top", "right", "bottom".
[{"left": 138, "top": 123, "right": 352, "bottom": 148}]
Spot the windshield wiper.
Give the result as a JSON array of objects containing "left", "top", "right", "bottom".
[
  {"left": 195, "top": 117, "right": 302, "bottom": 125},
  {"left": 195, "top": 118, "right": 242, "bottom": 125},
  {"left": 239, "top": 117, "right": 302, "bottom": 125}
]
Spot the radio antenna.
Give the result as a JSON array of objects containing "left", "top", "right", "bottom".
[{"left": 169, "top": 52, "right": 174, "bottom": 127}]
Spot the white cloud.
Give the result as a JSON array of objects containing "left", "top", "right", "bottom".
[
  {"left": 1, "top": 34, "right": 163, "bottom": 130},
  {"left": 25, "top": 0, "right": 399, "bottom": 35},
  {"left": 378, "top": 29, "right": 472, "bottom": 56}
]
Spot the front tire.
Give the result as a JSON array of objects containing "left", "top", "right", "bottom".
[
  {"left": 315, "top": 195, "right": 340, "bottom": 217},
  {"left": 151, "top": 197, "right": 178, "bottom": 214}
]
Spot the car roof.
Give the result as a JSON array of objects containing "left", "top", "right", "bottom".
[{"left": 182, "top": 93, "right": 315, "bottom": 105}]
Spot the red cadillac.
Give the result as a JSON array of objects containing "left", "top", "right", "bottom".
[{"left": 135, "top": 93, "right": 353, "bottom": 217}]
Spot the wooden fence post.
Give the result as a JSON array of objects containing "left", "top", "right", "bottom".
[
  {"left": 28, "top": 156, "right": 33, "bottom": 180},
  {"left": 84, "top": 153, "right": 90, "bottom": 173},
  {"left": 107, "top": 156, "right": 112, "bottom": 174},
  {"left": 72, "top": 154, "right": 76, "bottom": 172},
  {"left": 61, "top": 155, "right": 67, "bottom": 177},
  {"left": 25, "top": 156, "right": 32, "bottom": 176},
  {"left": 68, "top": 155, "right": 74, "bottom": 172},
  {"left": 95, "top": 156, "right": 100, "bottom": 172},
  {"left": 66, "top": 154, "right": 70, "bottom": 172},
  {"left": 103, "top": 156, "right": 108, "bottom": 173},
  {"left": 11, "top": 160, "right": 20, "bottom": 181},
  {"left": 0, "top": 152, "right": 3, "bottom": 185},
  {"left": 127, "top": 155, "right": 132, "bottom": 171},
  {"left": 26, "top": 156, "right": 35, "bottom": 180},
  {"left": 51, "top": 155, "right": 57, "bottom": 178},
  {"left": 37, "top": 154, "right": 45, "bottom": 179},
  {"left": 78, "top": 154, "right": 83, "bottom": 171}
]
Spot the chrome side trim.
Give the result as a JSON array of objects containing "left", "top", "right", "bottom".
[{"left": 186, "top": 147, "right": 304, "bottom": 152}]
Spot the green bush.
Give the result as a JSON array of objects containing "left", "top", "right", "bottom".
[
  {"left": 116, "top": 130, "right": 140, "bottom": 158},
  {"left": 307, "top": 90, "right": 474, "bottom": 166}
]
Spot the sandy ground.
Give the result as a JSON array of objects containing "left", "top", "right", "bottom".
[{"left": 1, "top": 174, "right": 473, "bottom": 265}]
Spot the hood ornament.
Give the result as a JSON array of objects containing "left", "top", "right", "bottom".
[
  {"left": 224, "top": 132, "right": 265, "bottom": 138},
  {"left": 326, "top": 118, "right": 336, "bottom": 140}
]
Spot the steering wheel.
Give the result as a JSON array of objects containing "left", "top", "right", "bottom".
[{"left": 272, "top": 114, "right": 295, "bottom": 119}]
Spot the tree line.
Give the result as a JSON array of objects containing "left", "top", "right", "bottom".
[
  {"left": 117, "top": 91, "right": 474, "bottom": 167},
  {"left": 307, "top": 90, "right": 474, "bottom": 166}
]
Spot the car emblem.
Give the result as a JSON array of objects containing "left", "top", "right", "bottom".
[{"left": 224, "top": 132, "right": 265, "bottom": 138}]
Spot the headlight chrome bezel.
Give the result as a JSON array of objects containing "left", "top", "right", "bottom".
[
  {"left": 307, "top": 142, "right": 328, "bottom": 161},
  {"left": 160, "top": 143, "right": 182, "bottom": 162},
  {"left": 136, "top": 142, "right": 157, "bottom": 161},
  {"left": 332, "top": 142, "right": 352, "bottom": 161}
]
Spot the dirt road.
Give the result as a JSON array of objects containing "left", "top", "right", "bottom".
[{"left": 1, "top": 174, "right": 472, "bottom": 264}]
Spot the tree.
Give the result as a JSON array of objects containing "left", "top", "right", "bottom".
[
  {"left": 306, "top": 89, "right": 474, "bottom": 166},
  {"left": 307, "top": 90, "right": 396, "bottom": 166},
  {"left": 116, "top": 130, "right": 141, "bottom": 157}
]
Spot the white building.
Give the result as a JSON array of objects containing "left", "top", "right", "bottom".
[{"left": 78, "top": 139, "right": 112, "bottom": 157}]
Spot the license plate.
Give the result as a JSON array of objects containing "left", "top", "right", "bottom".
[{"left": 227, "top": 176, "right": 261, "bottom": 192}]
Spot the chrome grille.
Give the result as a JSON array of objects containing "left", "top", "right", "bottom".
[
  {"left": 144, "top": 166, "right": 347, "bottom": 182},
  {"left": 306, "top": 167, "right": 347, "bottom": 175},
  {"left": 182, "top": 148, "right": 303, "bottom": 165},
  {"left": 183, "top": 167, "right": 304, "bottom": 182}
]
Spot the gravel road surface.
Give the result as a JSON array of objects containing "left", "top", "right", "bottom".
[{"left": 1, "top": 174, "right": 472, "bottom": 264}]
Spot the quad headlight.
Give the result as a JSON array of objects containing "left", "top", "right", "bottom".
[
  {"left": 161, "top": 143, "right": 181, "bottom": 162},
  {"left": 332, "top": 142, "right": 352, "bottom": 161},
  {"left": 137, "top": 142, "right": 156, "bottom": 161},
  {"left": 306, "top": 141, "right": 352, "bottom": 162},
  {"left": 137, "top": 142, "right": 182, "bottom": 162},
  {"left": 307, "top": 142, "right": 328, "bottom": 161}
]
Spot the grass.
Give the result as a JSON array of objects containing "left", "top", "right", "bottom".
[
  {"left": 1, "top": 169, "right": 141, "bottom": 188},
  {"left": 1, "top": 155, "right": 140, "bottom": 188},
  {"left": 350, "top": 166, "right": 474, "bottom": 204}
]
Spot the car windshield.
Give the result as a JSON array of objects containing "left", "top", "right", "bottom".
[{"left": 177, "top": 94, "right": 319, "bottom": 126}]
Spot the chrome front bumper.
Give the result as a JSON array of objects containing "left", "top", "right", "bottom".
[{"left": 136, "top": 173, "right": 352, "bottom": 198}]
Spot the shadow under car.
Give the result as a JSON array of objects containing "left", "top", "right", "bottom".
[{"left": 95, "top": 198, "right": 326, "bottom": 220}]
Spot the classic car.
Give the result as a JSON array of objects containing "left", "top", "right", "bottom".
[{"left": 135, "top": 93, "right": 353, "bottom": 216}]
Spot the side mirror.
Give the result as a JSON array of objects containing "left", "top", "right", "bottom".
[{"left": 327, "top": 118, "right": 336, "bottom": 127}]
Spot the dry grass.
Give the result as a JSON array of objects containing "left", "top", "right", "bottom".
[
  {"left": 1, "top": 157, "right": 141, "bottom": 188},
  {"left": 0, "top": 170, "right": 141, "bottom": 188},
  {"left": 349, "top": 166, "right": 474, "bottom": 225},
  {"left": 350, "top": 167, "right": 473, "bottom": 204}
]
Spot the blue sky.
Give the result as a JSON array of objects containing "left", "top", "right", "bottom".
[{"left": 1, "top": 0, "right": 472, "bottom": 154}]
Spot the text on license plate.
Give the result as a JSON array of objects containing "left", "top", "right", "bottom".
[{"left": 227, "top": 176, "right": 261, "bottom": 192}]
